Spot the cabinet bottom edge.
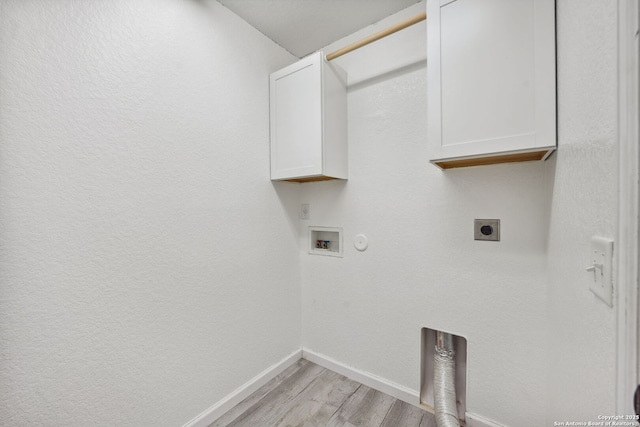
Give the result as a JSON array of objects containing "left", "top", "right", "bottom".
[
  {"left": 432, "top": 148, "right": 555, "bottom": 170},
  {"left": 273, "top": 175, "right": 347, "bottom": 183}
]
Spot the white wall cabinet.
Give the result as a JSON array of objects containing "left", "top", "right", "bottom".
[
  {"left": 270, "top": 52, "right": 348, "bottom": 182},
  {"left": 427, "top": 0, "right": 556, "bottom": 169}
]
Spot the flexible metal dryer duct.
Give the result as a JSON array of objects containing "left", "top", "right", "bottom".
[{"left": 434, "top": 332, "right": 460, "bottom": 427}]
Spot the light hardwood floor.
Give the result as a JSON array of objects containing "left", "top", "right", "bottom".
[{"left": 209, "top": 359, "right": 436, "bottom": 427}]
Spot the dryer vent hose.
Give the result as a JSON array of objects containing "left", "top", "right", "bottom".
[{"left": 434, "top": 332, "right": 460, "bottom": 427}]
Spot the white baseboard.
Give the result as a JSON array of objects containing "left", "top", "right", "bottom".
[
  {"left": 301, "top": 347, "right": 421, "bottom": 409},
  {"left": 465, "top": 412, "right": 507, "bottom": 427},
  {"left": 183, "top": 348, "right": 302, "bottom": 427}
]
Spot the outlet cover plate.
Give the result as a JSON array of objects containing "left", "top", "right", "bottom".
[
  {"left": 474, "top": 219, "right": 500, "bottom": 241},
  {"left": 588, "top": 236, "right": 614, "bottom": 307},
  {"left": 299, "top": 204, "right": 310, "bottom": 220}
]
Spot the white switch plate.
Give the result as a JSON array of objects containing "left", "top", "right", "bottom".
[{"left": 588, "top": 236, "right": 614, "bottom": 307}]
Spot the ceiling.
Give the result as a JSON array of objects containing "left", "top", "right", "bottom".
[{"left": 216, "top": 0, "right": 421, "bottom": 58}]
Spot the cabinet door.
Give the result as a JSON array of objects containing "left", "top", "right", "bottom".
[
  {"left": 428, "top": 0, "right": 556, "bottom": 160},
  {"left": 270, "top": 56, "right": 323, "bottom": 180}
]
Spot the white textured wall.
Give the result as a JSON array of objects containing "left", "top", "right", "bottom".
[
  {"left": 0, "top": 0, "right": 621, "bottom": 425},
  {"left": 299, "top": 2, "right": 619, "bottom": 424},
  {"left": 301, "top": 3, "right": 549, "bottom": 426},
  {"left": 0, "top": 1, "right": 300, "bottom": 426},
  {"left": 546, "top": 0, "right": 618, "bottom": 421}
]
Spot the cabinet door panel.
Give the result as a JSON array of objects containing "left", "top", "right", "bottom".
[
  {"left": 441, "top": 0, "right": 536, "bottom": 153},
  {"left": 428, "top": 0, "right": 556, "bottom": 166},
  {"left": 271, "top": 62, "right": 322, "bottom": 179}
]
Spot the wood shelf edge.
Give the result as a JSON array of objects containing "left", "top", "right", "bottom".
[
  {"left": 273, "top": 175, "right": 347, "bottom": 183},
  {"left": 432, "top": 148, "right": 555, "bottom": 170}
]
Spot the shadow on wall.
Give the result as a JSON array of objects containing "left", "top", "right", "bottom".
[
  {"left": 543, "top": 151, "right": 557, "bottom": 254},
  {"left": 348, "top": 58, "right": 427, "bottom": 92},
  {"left": 272, "top": 179, "right": 349, "bottom": 229},
  {"left": 271, "top": 181, "right": 302, "bottom": 231},
  {"left": 436, "top": 160, "right": 552, "bottom": 255}
]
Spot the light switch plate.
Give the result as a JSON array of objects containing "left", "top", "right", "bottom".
[
  {"left": 299, "top": 204, "right": 310, "bottom": 220},
  {"left": 588, "top": 236, "right": 614, "bottom": 307}
]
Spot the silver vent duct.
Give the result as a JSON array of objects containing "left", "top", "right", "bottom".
[{"left": 434, "top": 331, "right": 460, "bottom": 427}]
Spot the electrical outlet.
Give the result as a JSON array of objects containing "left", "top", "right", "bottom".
[
  {"left": 587, "top": 236, "right": 614, "bottom": 307},
  {"left": 474, "top": 219, "right": 500, "bottom": 241},
  {"left": 299, "top": 204, "right": 310, "bottom": 220}
]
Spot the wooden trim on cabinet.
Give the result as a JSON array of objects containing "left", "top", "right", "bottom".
[
  {"left": 281, "top": 175, "right": 343, "bottom": 183},
  {"left": 432, "top": 149, "right": 553, "bottom": 170}
]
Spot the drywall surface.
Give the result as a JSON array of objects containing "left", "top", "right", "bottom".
[
  {"left": 545, "top": 0, "right": 618, "bottom": 422},
  {"left": 0, "top": 1, "right": 300, "bottom": 426},
  {"left": 300, "top": 3, "right": 549, "bottom": 425}
]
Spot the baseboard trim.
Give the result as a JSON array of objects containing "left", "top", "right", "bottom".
[
  {"left": 183, "top": 348, "right": 302, "bottom": 427},
  {"left": 184, "top": 348, "right": 506, "bottom": 427},
  {"left": 301, "top": 347, "right": 421, "bottom": 409},
  {"left": 465, "top": 412, "right": 507, "bottom": 427}
]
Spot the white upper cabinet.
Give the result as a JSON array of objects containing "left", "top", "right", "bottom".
[
  {"left": 427, "top": 0, "right": 556, "bottom": 169},
  {"left": 270, "top": 52, "right": 348, "bottom": 182}
]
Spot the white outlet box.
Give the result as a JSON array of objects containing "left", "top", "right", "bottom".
[
  {"left": 587, "top": 236, "right": 614, "bottom": 307},
  {"left": 299, "top": 204, "right": 310, "bottom": 220}
]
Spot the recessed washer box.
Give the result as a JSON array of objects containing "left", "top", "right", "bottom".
[{"left": 308, "top": 226, "right": 342, "bottom": 257}]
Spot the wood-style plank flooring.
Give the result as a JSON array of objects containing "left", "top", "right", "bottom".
[{"left": 209, "top": 359, "right": 436, "bottom": 427}]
